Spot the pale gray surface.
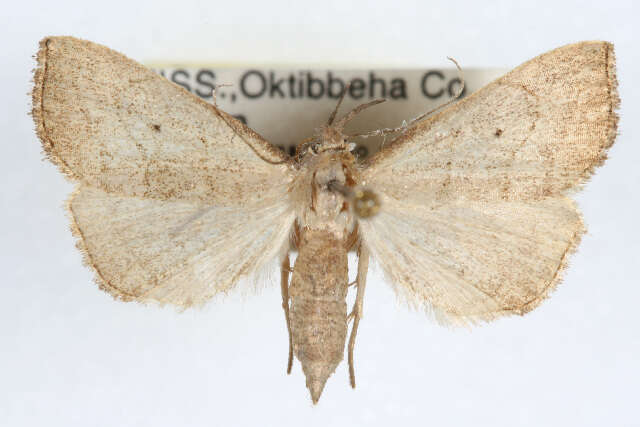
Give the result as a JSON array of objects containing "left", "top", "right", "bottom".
[{"left": 1, "top": 1, "right": 638, "bottom": 426}]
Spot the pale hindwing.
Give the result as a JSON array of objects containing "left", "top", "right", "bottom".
[
  {"left": 69, "top": 186, "right": 295, "bottom": 307},
  {"left": 360, "top": 41, "right": 618, "bottom": 325},
  {"left": 32, "top": 36, "right": 289, "bottom": 205},
  {"left": 359, "top": 197, "right": 583, "bottom": 325}
]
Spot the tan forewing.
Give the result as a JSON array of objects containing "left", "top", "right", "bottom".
[
  {"left": 362, "top": 41, "right": 618, "bottom": 203},
  {"left": 32, "top": 36, "right": 290, "bottom": 205},
  {"left": 69, "top": 185, "right": 295, "bottom": 307},
  {"left": 359, "top": 41, "right": 618, "bottom": 325}
]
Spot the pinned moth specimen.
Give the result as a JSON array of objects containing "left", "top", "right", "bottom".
[{"left": 32, "top": 37, "right": 619, "bottom": 404}]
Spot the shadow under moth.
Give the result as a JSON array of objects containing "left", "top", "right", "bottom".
[{"left": 32, "top": 37, "right": 619, "bottom": 403}]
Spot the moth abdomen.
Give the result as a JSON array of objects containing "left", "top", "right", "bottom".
[{"left": 289, "top": 230, "right": 349, "bottom": 404}]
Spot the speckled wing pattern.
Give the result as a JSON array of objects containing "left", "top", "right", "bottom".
[
  {"left": 359, "top": 42, "right": 619, "bottom": 325},
  {"left": 32, "top": 36, "right": 294, "bottom": 306}
]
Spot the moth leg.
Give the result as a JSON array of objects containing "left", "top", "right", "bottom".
[
  {"left": 348, "top": 244, "right": 370, "bottom": 388},
  {"left": 280, "top": 254, "right": 294, "bottom": 374}
]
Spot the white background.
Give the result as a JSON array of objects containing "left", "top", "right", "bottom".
[{"left": 1, "top": 1, "right": 638, "bottom": 426}]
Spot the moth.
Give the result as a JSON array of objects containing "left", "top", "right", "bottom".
[{"left": 32, "top": 37, "right": 619, "bottom": 404}]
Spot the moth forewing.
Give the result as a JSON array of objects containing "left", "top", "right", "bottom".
[{"left": 32, "top": 36, "right": 290, "bottom": 205}]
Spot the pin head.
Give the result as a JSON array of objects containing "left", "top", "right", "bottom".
[{"left": 353, "top": 189, "right": 380, "bottom": 218}]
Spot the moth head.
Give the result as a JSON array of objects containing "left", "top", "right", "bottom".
[
  {"left": 295, "top": 86, "right": 386, "bottom": 160},
  {"left": 313, "top": 82, "right": 387, "bottom": 155},
  {"left": 315, "top": 125, "right": 356, "bottom": 153}
]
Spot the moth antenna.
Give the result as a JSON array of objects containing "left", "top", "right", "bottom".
[
  {"left": 348, "top": 57, "right": 466, "bottom": 139},
  {"left": 402, "top": 56, "right": 465, "bottom": 124},
  {"left": 326, "top": 82, "right": 351, "bottom": 126},
  {"left": 334, "top": 98, "right": 386, "bottom": 131},
  {"left": 210, "top": 83, "right": 233, "bottom": 108},
  {"left": 447, "top": 56, "right": 465, "bottom": 98},
  {"left": 208, "top": 83, "right": 290, "bottom": 165},
  {"left": 216, "top": 110, "right": 289, "bottom": 165},
  {"left": 212, "top": 84, "right": 292, "bottom": 165}
]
